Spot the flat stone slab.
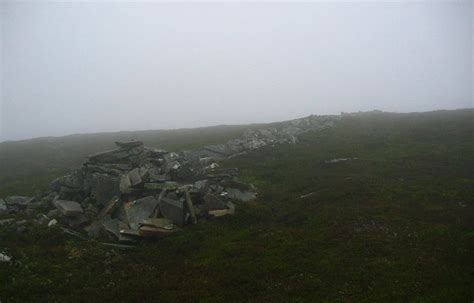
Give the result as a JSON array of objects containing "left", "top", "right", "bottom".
[
  {"left": 54, "top": 200, "right": 84, "bottom": 217},
  {"left": 159, "top": 198, "right": 185, "bottom": 227},
  {"left": 102, "top": 218, "right": 136, "bottom": 242},
  {"left": 124, "top": 196, "right": 159, "bottom": 230}
]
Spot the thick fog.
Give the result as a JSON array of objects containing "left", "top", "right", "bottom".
[{"left": 1, "top": 1, "right": 472, "bottom": 141}]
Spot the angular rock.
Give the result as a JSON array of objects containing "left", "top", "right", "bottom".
[
  {"left": 64, "top": 214, "right": 89, "bottom": 228},
  {"left": 98, "top": 196, "right": 120, "bottom": 218},
  {"left": 102, "top": 218, "right": 136, "bottom": 242},
  {"left": 139, "top": 166, "right": 149, "bottom": 179},
  {"left": 90, "top": 174, "right": 120, "bottom": 207},
  {"left": 119, "top": 174, "right": 132, "bottom": 194},
  {"left": 47, "top": 209, "right": 61, "bottom": 219},
  {"left": 124, "top": 196, "right": 159, "bottom": 230},
  {"left": 128, "top": 168, "right": 142, "bottom": 186},
  {"left": 54, "top": 200, "right": 83, "bottom": 217},
  {"left": 159, "top": 197, "right": 185, "bottom": 227}
]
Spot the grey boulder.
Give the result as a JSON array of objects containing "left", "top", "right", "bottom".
[
  {"left": 54, "top": 200, "right": 84, "bottom": 217},
  {"left": 124, "top": 196, "right": 159, "bottom": 230},
  {"left": 159, "top": 197, "right": 185, "bottom": 227}
]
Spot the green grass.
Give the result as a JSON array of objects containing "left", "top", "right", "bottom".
[{"left": 0, "top": 109, "right": 473, "bottom": 302}]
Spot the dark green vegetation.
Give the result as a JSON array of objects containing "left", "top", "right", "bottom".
[{"left": 1, "top": 109, "right": 473, "bottom": 302}]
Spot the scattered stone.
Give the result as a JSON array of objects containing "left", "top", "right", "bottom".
[
  {"left": 124, "top": 196, "right": 159, "bottom": 230},
  {"left": 0, "top": 253, "right": 12, "bottom": 262},
  {"left": 98, "top": 196, "right": 120, "bottom": 218},
  {"left": 47, "top": 209, "right": 61, "bottom": 219},
  {"left": 64, "top": 214, "right": 89, "bottom": 228},
  {"left": 48, "top": 219, "right": 58, "bottom": 227},
  {"left": 103, "top": 218, "right": 125, "bottom": 241},
  {"left": 54, "top": 200, "right": 83, "bottom": 217},
  {"left": 119, "top": 174, "right": 132, "bottom": 194},
  {"left": 90, "top": 174, "right": 121, "bottom": 207},
  {"left": 128, "top": 168, "right": 142, "bottom": 186},
  {"left": 159, "top": 198, "right": 185, "bottom": 227}
]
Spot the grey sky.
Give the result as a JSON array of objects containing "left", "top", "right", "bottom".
[{"left": 1, "top": 1, "right": 472, "bottom": 141}]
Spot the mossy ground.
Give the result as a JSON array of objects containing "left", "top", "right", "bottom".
[{"left": 0, "top": 110, "right": 473, "bottom": 302}]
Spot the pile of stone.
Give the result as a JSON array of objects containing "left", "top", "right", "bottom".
[
  {"left": 0, "top": 114, "right": 338, "bottom": 242},
  {"left": 1, "top": 140, "right": 259, "bottom": 242}
]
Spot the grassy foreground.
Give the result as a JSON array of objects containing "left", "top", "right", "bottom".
[{"left": 0, "top": 109, "right": 473, "bottom": 302}]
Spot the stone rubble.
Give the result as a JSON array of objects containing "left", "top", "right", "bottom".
[{"left": 0, "top": 115, "right": 338, "bottom": 242}]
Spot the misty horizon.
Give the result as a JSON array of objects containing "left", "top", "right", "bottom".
[{"left": 1, "top": 1, "right": 473, "bottom": 141}]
